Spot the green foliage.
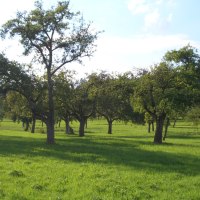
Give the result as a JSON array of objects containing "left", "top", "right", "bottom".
[
  {"left": 5, "top": 91, "right": 32, "bottom": 121},
  {"left": 186, "top": 105, "right": 200, "bottom": 126},
  {"left": 1, "top": 0, "right": 100, "bottom": 74},
  {"left": 163, "top": 44, "right": 200, "bottom": 105},
  {"left": 135, "top": 62, "right": 178, "bottom": 118},
  {"left": 89, "top": 72, "right": 137, "bottom": 122},
  {"left": 0, "top": 97, "right": 5, "bottom": 121}
]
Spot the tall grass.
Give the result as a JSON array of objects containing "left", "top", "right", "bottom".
[{"left": 0, "top": 119, "right": 199, "bottom": 200}]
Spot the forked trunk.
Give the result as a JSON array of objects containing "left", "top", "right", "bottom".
[{"left": 154, "top": 114, "right": 166, "bottom": 144}]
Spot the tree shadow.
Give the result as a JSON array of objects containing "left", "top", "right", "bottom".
[{"left": 0, "top": 134, "right": 199, "bottom": 176}]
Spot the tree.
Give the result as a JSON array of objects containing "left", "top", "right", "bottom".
[
  {"left": 0, "top": 54, "right": 49, "bottom": 133},
  {"left": 135, "top": 62, "right": 179, "bottom": 144},
  {"left": 88, "top": 72, "right": 136, "bottom": 134},
  {"left": 163, "top": 44, "right": 200, "bottom": 106},
  {"left": 186, "top": 105, "right": 200, "bottom": 130},
  {"left": 5, "top": 91, "right": 32, "bottom": 131},
  {"left": 54, "top": 71, "right": 75, "bottom": 134},
  {"left": 144, "top": 112, "right": 154, "bottom": 133},
  {"left": 71, "top": 79, "right": 95, "bottom": 137},
  {"left": 1, "top": 1, "right": 100, "bottom": 144}
]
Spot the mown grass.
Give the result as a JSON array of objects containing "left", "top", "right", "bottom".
[{"left": 0, "top": 119, "right": 200, "bottom": 200}]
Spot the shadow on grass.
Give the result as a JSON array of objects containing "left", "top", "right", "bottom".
[
  {"left": 0, "top": 134, "right": 199, "bottom": 176},
  {"left": 168, "top": 132, "right": 200, "bottom": 139}
]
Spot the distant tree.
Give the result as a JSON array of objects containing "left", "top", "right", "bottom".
[
  {"left": 1, "top": 0, "right": 100, "bottom": 144},
  {"left": 88, "top": 72, "right": 136, "bottom": 134},
  {"left": 71, "top": 79, "right": 95, "bottom": 136},
  {"left": 186, "top": 105, "right": 200, "bottom": 129},
  {"left": 5, "top": 91, "right": 32, "bottom": 131},
  {"left": 54, "top": 71, "right": 75, "bottom": 134}
]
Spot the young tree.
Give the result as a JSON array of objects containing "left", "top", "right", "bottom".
[{"left": 1, "top": 1, "right": 100, "bottom": 144}]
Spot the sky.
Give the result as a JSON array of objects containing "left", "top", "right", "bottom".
[{"left": 0, "top": 0, "right": 200, "bottom": 77}]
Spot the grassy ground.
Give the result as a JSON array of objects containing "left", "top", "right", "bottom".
[{"left": 0, "top": 119, "right": 199, "bottom": 200}]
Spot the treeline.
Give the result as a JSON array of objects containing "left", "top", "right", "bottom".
[{"left": 1, "top": 45, "right": 200, "bottom": 144}]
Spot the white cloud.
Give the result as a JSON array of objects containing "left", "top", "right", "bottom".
[
  {"left": 128, "top": 0, "right": 149, "bottom": 15},
  {"left": 127, "top": 0, "right": 176, "bottom": 32},
  {"left": 144, "top": 10, "right": 160, "bottom": 29}
]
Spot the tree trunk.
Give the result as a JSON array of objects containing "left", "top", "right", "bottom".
[
  {"left": 24, "top": 120, "right": 29, "bottom": 131},
  {"left": 31, "top": 113, "right": 36, "bottom": 133},
  {"left": 107, "top": 119, "right": 113, "bottom": 134},
  {"left": 154, "top": 114, "right": 166, "bottom": 144},
  {"left": 85, "top": 119, "right": 88, "bottom": 128},
  {"left": 79, "top": 118, "right": 85, "bottom": 137},
  {"left": 148, "top": 122, "right": 151, "bottom": 133},
  {"left": 173, "top": 119, "right": 177, "bottom": 128},
  {"left": 163, "top": 117, "right": 170, "bottom": 141},
  {"left": 152, "top": 122, "right": 154, "bottom": 131},
  {"left": 46, "top": 68, "right": 55, "bottom": 144},
  {"left": 65, "top": 117, "right": 70, "bottom": 134}
]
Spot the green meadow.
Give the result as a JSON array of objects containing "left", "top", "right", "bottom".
[{"left": 0, "top": 120, "right": 200, "bottom": 200}]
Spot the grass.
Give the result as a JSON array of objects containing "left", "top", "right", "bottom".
[{"left": 0, "top": 119, "right": 200, "bottom": 200}]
